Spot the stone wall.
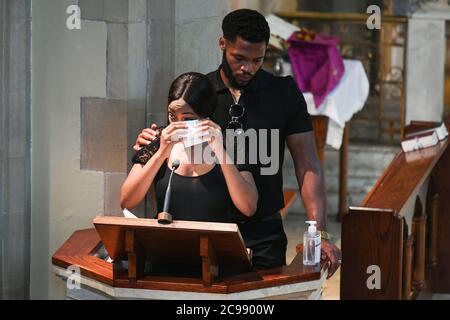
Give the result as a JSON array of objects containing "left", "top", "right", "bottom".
[
  {"left": 0, "top": 0, "right": 31, "bottom": 300},
  {"left": 77, "top": 0, "right": 229, "bottom": 217},
  {"left": 29, "top": 0, "right": 230, "bottom": 299}
]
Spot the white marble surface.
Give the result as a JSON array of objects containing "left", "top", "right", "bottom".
[{"left": 53, "top": 266, "right": 326, "bottom": 300}]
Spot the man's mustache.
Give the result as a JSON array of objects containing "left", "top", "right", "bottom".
[{"left": 238, "top": 72, "right": 254, "bottom": 77}]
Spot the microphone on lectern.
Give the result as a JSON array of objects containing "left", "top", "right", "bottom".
[{"left": 157, "top": 159, "right": 180, "bottom": 224}]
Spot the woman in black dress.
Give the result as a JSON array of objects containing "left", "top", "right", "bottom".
[{"left": 120, "top": 72, "right": 258, "bottom": 222}]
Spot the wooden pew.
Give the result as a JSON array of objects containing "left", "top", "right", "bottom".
[{"left": 341, "top": 122, "right": 450, "bottom": 299}]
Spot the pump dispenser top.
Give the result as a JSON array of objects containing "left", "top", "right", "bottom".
[{"left": 306, "top": 221, "right": 317, "bottom": 234}]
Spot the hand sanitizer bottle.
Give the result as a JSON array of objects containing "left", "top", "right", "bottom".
[{"left": 303, "top": 221, "right": 321, "bottom": 266}]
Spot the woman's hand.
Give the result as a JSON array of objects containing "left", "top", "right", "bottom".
[
  {"left": 157, "top": 122, "right": 187, "bottom": 159},
  {"left": 197, "top": 120, "right": 258, "bottom": 217},
  {"left": 197, "top": 119, "right": 224, "bottom": 156}
]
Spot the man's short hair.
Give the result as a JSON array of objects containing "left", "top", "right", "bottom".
[{"left": 222, "top": 9, "right": 270, "bottom": 44}]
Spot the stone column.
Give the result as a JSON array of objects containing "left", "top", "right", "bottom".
[
  {"left": 79, "top": 0, "right": 149, "bottom": 216},
  {"left": 405, "top": 4, "right": 450, "bottom": 124},
  {"left": 145, "top": 0, "right": 230, "bottom": 217},
  {"left": 28, "top": 0, "right": 230, "bottom": 299},
  {"left": 0, "top": 0, "right": 31, "bottom": 299},
  {"left": 146, "top": 0, "right": 230, "bottom": 116},
  {"left": 77, "top": 0, "right": 230, "bottom": 218}
]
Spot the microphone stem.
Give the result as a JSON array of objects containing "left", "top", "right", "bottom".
[{"left": 163, "top": 167, "right": 176, "bottom": 213}]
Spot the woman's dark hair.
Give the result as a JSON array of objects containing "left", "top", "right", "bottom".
[
  {"left": 167, "top": 72, "right": 217, "bottom": 118},
  {"left": 222, "top": 9, "right": 270, "bottom": 44}
]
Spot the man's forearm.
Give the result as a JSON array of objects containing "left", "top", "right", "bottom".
[
  {"left": 296, "top": 165, "right": 328, "bottom": 231},
  {"left": 286, "top": 131, "right": 328, "bottom": 232}
]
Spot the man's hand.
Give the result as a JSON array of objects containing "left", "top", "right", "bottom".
[
  {"left": 321, "top": 239, "right": 341, "bottom": 279},
  {"left": 287, "top": 132, "right": 340, "bottom": 278},
  {"left": 133, "top": 124, "right": 159, "bottom": 151}
]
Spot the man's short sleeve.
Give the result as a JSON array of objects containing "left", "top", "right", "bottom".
[{"left": 284, "top": 76, "right": 313, "bottom": 136}]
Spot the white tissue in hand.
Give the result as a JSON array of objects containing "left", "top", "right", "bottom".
[
  {"left": 170, "top": 129, "right": 189, "bottom": 142},
  {"left": 182, "top": 120, "right": 207, "bottom": 148}
]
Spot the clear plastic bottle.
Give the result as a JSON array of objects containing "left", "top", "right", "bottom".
[{"left": 303, "top": 221, "right": 321, "bottom": 266}]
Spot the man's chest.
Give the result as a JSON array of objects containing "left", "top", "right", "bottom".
[{"left": 211, "top": 91, "right": 287, "bottom": 131}]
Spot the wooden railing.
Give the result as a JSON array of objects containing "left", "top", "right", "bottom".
[{"left": 341, "top": 122, "right": 450, "bottom": 299}]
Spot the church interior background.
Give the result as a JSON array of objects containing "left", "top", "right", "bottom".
[{"left": 1, "top": 0, "right": 450, "bottom": 299}]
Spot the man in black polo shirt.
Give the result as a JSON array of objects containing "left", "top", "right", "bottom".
[{"left": 134, "top": 9, "right": 341, "bottom": 278}]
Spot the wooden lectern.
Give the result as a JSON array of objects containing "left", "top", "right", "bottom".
[
  {"left": 52, "top": 216, "right": 327, "bottom": 299},
  {"left": 93, "top": 216, "right": 252, "bottom": 287}
]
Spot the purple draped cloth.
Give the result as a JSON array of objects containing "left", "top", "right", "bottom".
[{"left": 288, "top": 33, "right": 345, "bottom": 108}]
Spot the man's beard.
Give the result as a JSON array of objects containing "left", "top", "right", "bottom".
[{"left": 222, "top": 52, "right": 253, "bottom": 90}]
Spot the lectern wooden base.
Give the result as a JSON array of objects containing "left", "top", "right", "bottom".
[
  {"left": 53, "top": 265, "right": 327, "bottom": 300},
  {"left": 52, "top": 228, "right": 327, "bottom": 300}
]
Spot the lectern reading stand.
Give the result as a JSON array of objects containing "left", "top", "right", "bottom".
[{"left": 93, "top": 216, "right": 252, "bottom": 286}]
